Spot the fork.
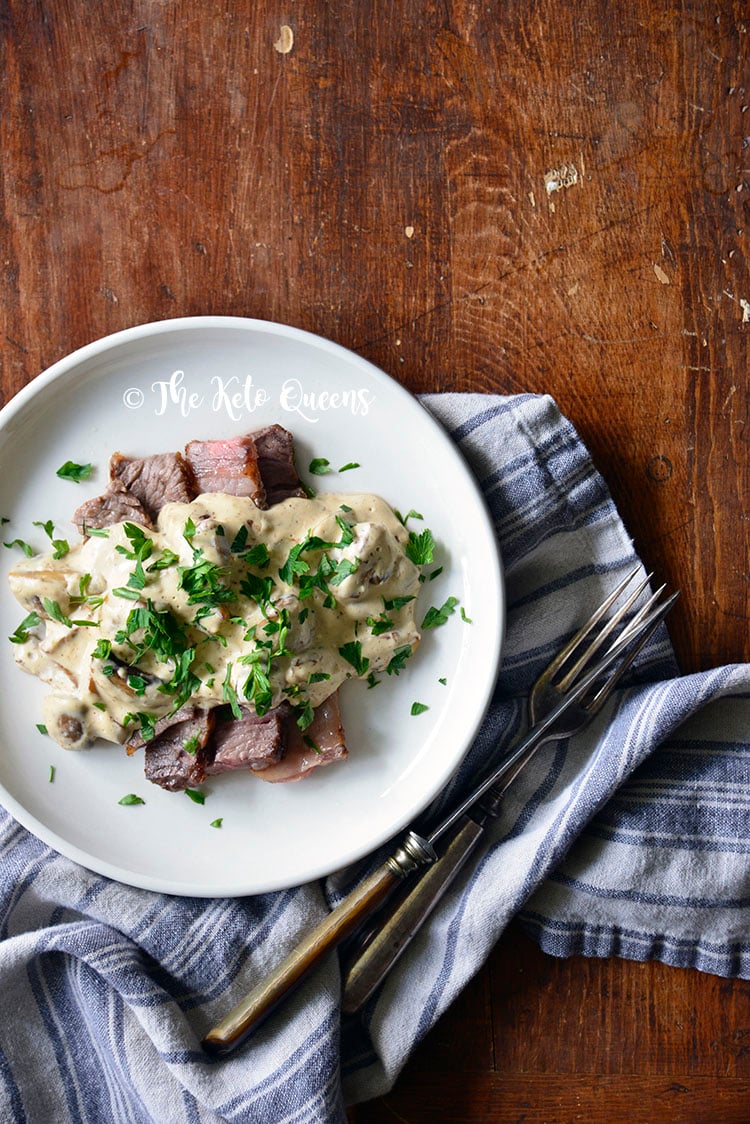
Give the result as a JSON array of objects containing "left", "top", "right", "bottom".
[
  {"left": 341, "top": 568, "right": 678, "bottom": 1013},
  {"left": 201, "top": 568, "right": 677, "bottom": 1055}
]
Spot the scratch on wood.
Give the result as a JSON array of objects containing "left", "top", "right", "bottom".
[
  {"left": 544, "top": 164, "right": 579, "bottom": 194},
  {"left": 274, "top": 25, "right": 294, "bottom": 54}
]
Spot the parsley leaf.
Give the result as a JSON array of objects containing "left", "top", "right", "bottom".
[
  {"left": 56, "top": 460, "right": 93, "bottom": 483},
  {"left": 309, "top": 458, "right": 332, "bottom": 475},
  {"left": 405, "top": 528, "right": 435, "bottom": 566},
  {"left": 386, "top": 645, "right": 413, "bottom": 676},
  {"left": 222, "top": 662, "right": 242, "bottom": 719},
  {"left": 33, "top": 520, "right": 69, "bottom": 559},
  {"left": 8, "top": 611, "right": 41, "bottom": 644},
  {"left": 422, "top": 596, "right": 459, "bottom": 629},
  {"left": 3, "top": 538, "right": 34, "bottom": 557},
  {"left": 339, "top": 640, "right": 369, "bottom": 677}
]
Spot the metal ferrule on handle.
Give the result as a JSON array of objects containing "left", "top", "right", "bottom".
[
  {"left": 342, "top": 735, "right": 545, "bottom": 1014},
  {"left": 342, "top": 813, "right": 487, "bottom": 1013},
  {"left": 201, "top": 831, "right": 436, "bottom": 1056}
]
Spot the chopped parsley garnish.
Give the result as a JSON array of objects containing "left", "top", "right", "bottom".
[
  {"left": 338, "top": 462, "right": 360, "bottom": 472},
  {"left": 56, "top": 460, "right": 93, "bottom": 483},
  {"left": 183, "top": 735, "right": 200, "bottom": 755},
  {"left": 242, "top": 543, "right": 271, "bottom": 568},
  {"left": 309, "top": 458, "right": 332, "bottom": 475},
  {"left": 461, "top": 607, "right": 473, "bottom": 623},
  {"left": 185, "top": 788, "right": 206, "bottom": 804},
  {"left": 37, "top": 723, "right": 48, "bottom": 735},
  {"left": 240, "top": 651, "right": 273, "bottom": 715},
  {"left": 3, "top": 538, "right": 34, "bottom": 557},
  {"left": 405, "top": 528, "right": 435, "bottom": 566},
  {"left": 33, "top": 520, "right": 69, "bottom": 560},
  {"left": 118, "top": 793, "right": 145, "bottom": 806},
  {"left": 147, "top": 549, "right": 179, "bottom": 572},
  {"left": 410, "top": 701, "right": 429, "bottom": 716},
  {"left": 48, "top": 765, "right": 55, "bottom": 782},
  {"left": 295, "top": 699, "right": 315, "bottom": 730},
  {"left": 367, "top": 612, "right": 394, "bottom": 636},
  {"left": 8, "top": 610, "right": 41, "bottom": 644},
  {"left": 339, "top": 640, "right": 369, "bottom": 676},
  {"left": 335, "top": 516, "right": 355, "bottom": 545},
  {"left": 210, "top": 817, "right": 223, "bottom": 828},
  {"left": 42, "top": 597, "right": 97, "bottom": 628},
  {"left": 230, "top": 524, "right": 249, "bottom": 553},
  {"left": 385, "top": 645, "right": 412, "bottom": 676},
  {"left": 178, "top": 548, "right": 235, "bottom": 608},
  {"left": 122, "top": 711, "right": 157, "bottom": 742},
  {"left": 422, "top": 596, "right": 459, "bottom": 629},
  {"left": 239, "top": 572, "right": 275, "bottom": 609},
  {"left": 383, "top": 594, "right": 415, "bottom": 612},
  {"left": 278, "top": 540, "right": 311, "bottom": 584},
  {"left": 222, "top": 662, "right": 242, "bottom": 719},
  {"left": 397, "top": 508, "right": 424, "bottom": 525},
  {"left": 112, "top": 586, "right": 143, "bottom": 601}
]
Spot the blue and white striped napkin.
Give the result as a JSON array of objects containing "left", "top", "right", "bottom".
[{"left": 1, "top": 393, "right": 748, "bottom": 1123}]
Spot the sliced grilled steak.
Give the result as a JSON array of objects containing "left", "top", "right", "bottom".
[
  {"left": 143, "top": 709, "right": 215, "bottom": 791},
  {"left": 251, "top": 424, "right": 306, "bottom": 505},
  {"left": 206, "top": 704, "right": 288, "bottom": 774},
  {"left": 184, "top": 435, "right": 266, "bottom": 505},
  {"left": 73, "top": 479, "right": 153, "bottom": 534},
  {"left": 255, "top": 692, "right": 348, "bottom": 783},
  {"left": 126, "top": 704, "right": 202, "bottom": 753},
  {"left": 110, "top": 450, "right": 196, "bottom": 522}
]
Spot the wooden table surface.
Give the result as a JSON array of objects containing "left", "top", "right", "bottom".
[{"left": 2, "top": 2, "right": 749, "bottom": 1121}]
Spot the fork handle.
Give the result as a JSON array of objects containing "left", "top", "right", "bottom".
[
  {"left": 342, "top": 813, "right": 486, "bottom": 1014},
  {"left": 201, "top": 831, "right": 436, "bottom": 1056}
]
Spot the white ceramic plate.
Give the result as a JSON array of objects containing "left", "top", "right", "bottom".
[{"left": 0, "top": 317, "right": 503, "bottom": 896}]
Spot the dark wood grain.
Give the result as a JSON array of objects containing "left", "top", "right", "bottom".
[{"left": 1, "top": 1, "right": 748, "bottom": 1120}]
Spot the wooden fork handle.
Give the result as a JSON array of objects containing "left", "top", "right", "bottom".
[{"left": 201, "top": 832, "right": 435, "bottom": 1056}]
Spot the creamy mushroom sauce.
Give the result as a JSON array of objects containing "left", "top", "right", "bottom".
[{"left": 8, "top": 492, "right": 422, "bottom": 750}]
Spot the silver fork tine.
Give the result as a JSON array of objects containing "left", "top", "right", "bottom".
[
  {"left": 543, "top": 566, "right": 642, "bottom": 683},
  {"left": 556, "top": 571, "right": 654, "bottom": 692},
  {"left": 582, "top": 590, "right": 679, "bottom": 711}
]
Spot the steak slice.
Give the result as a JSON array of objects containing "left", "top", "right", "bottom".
[
  {"left": 255, "top": 692, "right": 348, "bottom": 783},
  {"left": 205, "top": 704, "right": 288, "bottom": 774},
  {"left": 110, "top": 450, "right": 196, "bottom": 522},
  {"left": 143, "top": 709, "right": 215, "bottom": 791},
  {"left": 126, "top": 704, "right": 202, "bottom": 753},
  {"left": 73, "top": 479, "right": 153, "bottom": 534},
  {"left": 251, "top": 424, "right": 306, "bottom": 505},
  {"left": 185, "top": 435, "right": 266, "bottom": 506}
]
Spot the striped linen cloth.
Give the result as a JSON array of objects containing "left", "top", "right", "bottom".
[{"left": 1, "top": 392, "right": 748, "bottom": 1122}]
